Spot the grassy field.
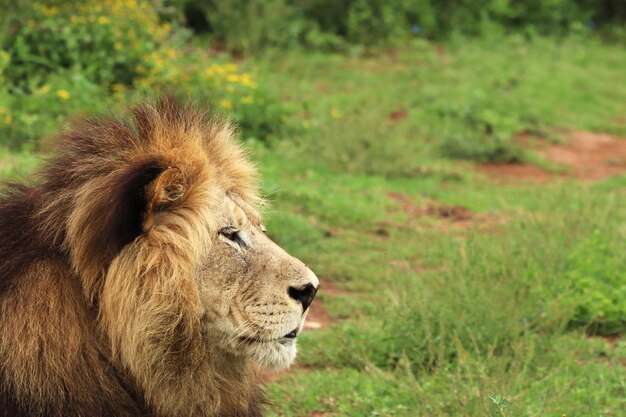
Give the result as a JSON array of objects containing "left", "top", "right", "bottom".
[{"left": 2, "top": 36, "right": 626, "bottom": 416}]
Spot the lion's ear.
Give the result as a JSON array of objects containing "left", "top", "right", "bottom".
[
  {"left": 104, "top": 159, "right": 187, "bottom": 253},
  {"left": 143, "top": 166, "right": 187, "bottom": 229}
]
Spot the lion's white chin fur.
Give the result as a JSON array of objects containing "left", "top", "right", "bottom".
[{"left": 249, "top": 339, "right": 298, "bottom": 371}]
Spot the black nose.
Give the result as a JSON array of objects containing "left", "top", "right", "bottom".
[{"left": 288, "top": 283, "right": 318, "bottom": 311}]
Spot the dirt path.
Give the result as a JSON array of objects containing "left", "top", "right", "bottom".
[{"left": 481, "top": 130, "right": 626, "bottom": 182}]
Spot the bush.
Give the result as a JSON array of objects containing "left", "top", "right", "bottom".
[
  {"left": 181, "top": 0, "right": 418, "bottom": 52},
  {"left": 3, "top": 0, "right": 173, "bottom": 88},
  {"left": 435, "top": 92, "right": 527, "bottom": 163},
  {"left": 134, "top": 56, "right": 292, "bottom": 139},
  {"left": 178, "top": 0, "right": 626, "bottom": 52},
  {"left": 0, "top": 0, "right": 291, "bottom": 149},
  {"left": 565, "top": 229, "right": 626, "bottom": 334}
]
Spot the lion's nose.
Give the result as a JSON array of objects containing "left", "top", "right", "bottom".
[{"left": 288, "top": 283, "right": 318, "bottom": 311}]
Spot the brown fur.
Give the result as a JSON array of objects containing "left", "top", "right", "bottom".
[{"left": 0, "top": 96, "right": 318, "bottom": 417}]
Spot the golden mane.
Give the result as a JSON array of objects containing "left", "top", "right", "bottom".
[{"left": 0, "top": 96, "right": 266, "bottom": 417}]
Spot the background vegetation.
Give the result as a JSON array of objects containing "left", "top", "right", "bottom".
[{"left": 1, "top": 1, "right": 625, "bottom": 416}]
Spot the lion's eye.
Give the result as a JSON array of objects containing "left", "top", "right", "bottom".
[
  {"left": 219, "top": 227, "right": 239, "bottom": 241},
  {"left": 219, "top": 226, "right": 245, "bottom": 248}
]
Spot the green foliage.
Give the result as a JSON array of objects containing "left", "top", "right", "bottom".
[
  {"left": 0, "top": 0, "right": 291, "bottom": 149},
  {"left": 132, "top": 57, "right": 292, "bottom": 140},
  {"left": 3, "top": 1, "right": 173, "bottom": 88},
  {"left": 193, "top": 0, "right": 302, "bottom": 52},
  {"left": 179, "top": 0, "right": 626, "bottom": 52},
  {"left": 183, "top": 0, "right": 417, "bottom": 52},
  {"left": 0, "top": 73, "right": 110, "bottom": 150},
  {"left": 566, "top": 229, "right": 626, "bottom": 334},
  {"left": 0, "top": 147, "right": 42, "bottom": 178}
]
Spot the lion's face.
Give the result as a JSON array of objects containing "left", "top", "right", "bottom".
[{"left": 197, "top": 191, "right": 319, "bottom": 371}]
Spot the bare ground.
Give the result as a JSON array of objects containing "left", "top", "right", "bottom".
[
  {"left": 481, "top": 130, "right": 626, "bottom": 182},
  {"left": 385, "top": 191, "right": 504, "bottom": 233}
]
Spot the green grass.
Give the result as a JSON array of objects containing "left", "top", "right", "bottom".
[
  {"left": 256, "top": 146, "right": 626, "bottom": 415},
  {"left": 254, "top": 97, "right": 626, "bottom": 414},
  {"left": 251, "top": 35, "right": 626, "bottom": 416},
  {"left": 0, "top": 147, "right": 42, "bottom": 179},
  {"left": 3, "top": 35, "right": 626, "bottom": 416},
  {"left": 258, "top": 35, "right": 626, "bottom": 173}
]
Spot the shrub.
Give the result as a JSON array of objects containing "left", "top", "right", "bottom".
[
  {"left": 0, "top": 0, "right": 291, "bottom": 149},
  {"left": 134, "top": 56, "right": 292, "bottom": 139},
  {"left": 181, "top": 0, "right": 417, "bottom": 52},
  {"left": 3, "top": 0, "right": 173, "bottom": 88},
  {"left": 435, "top": 94, "right": 527, "bottom": 163},
  {"left": 565, "top": 229, "right": 626, "bottom": 334},
  {"left": 192, "top": 0, "right": 303, "bottom": 52},
  {"left": 178, "top": 0, "right": 625, "bottom": 52}
]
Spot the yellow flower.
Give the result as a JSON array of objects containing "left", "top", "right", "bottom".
[
  {"left": 98, "top": 16, "right": 109, "bottom": 25},
  {"left": 330, "top": 107, "right": 342, "bottom": 119},
  {"left": 241, "top": 96, "right": 254, "bottom": 104},
  {"left": 226, "top": 74, "right": 241, "bottom": 83},
  {"left": 223, "top": 63, "right": 238, "bottom": 72},
  {"left": 3, "top": 114, "right": 12, "bottom": 125},
  {"left": 218, "top": 99, "right": 233, "bottom": 110},
  {"left": 240, "top": 73, "right": 257, "bottom": 88},
  {"left": 56, "top": 90, "right": 71, "bottom": 101},
  {"left": 0, "top": 106, "right": 6, "bottom": 114},
  {"left": 204, "top": 64, "right": 232, "bottom": 79}
]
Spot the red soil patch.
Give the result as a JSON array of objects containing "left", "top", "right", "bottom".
[
  {"left": 386, "top": 191, "right": 502, "bottom": 232},
  {"left": 388, "top": 108, "right": 408, "bottom": 122},
  {"left": 481, "top": 131, "right": 626, "bottom": 182},
  {"left": 545, "top": 131, "right": 626, "bottom": 180},
  {"left": 387, "top": 191, "right": 473, "bottom": 222}
]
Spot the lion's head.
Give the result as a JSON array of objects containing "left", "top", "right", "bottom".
[
  {"left": 0, "top": 96, "right": 318, "bottom": 416},
  {"left": 196, "top": 191, "right": 319, "bottom": 371}
]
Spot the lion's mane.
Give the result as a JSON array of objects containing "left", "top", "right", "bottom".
[{"left": 0, "top": 96, "right": 264, "bottom": 417}]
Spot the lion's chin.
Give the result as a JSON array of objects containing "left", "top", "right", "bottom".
[{"left": 248, "top": 339, "right": 297, "bottom": 372}]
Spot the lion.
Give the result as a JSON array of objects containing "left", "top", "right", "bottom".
[{"left": 0, "top": 95, "right": 319, "bottom": 417}]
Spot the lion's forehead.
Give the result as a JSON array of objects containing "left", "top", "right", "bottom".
[{"left": 224, "top": 195, "right": 261, "bottom": 227}]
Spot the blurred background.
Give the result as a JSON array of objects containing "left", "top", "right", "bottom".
[{"left": 1, "top": 1, "right": 625, "bottom": 416}]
